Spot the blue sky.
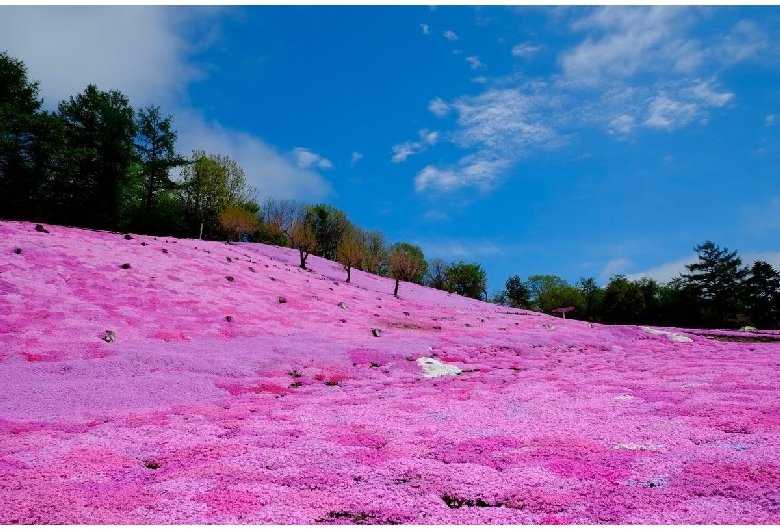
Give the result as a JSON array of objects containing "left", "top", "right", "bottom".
[{"left": 3, "top": 6, "right": 780, "bottom": 294}]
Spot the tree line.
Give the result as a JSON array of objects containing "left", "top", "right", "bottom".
[
  {"left": 2, "top": 51, "right": 778, "bottom": 328},
  {"left": 0, "top": 51, "right": 486, "bottom": 299},
  {"left": 491, "top": 241, "right": 780, "bottom": 330}
]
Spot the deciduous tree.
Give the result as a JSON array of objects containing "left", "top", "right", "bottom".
[
  {"left": 446, "top": 261, "right": 487, "bottom": 300},
  {"left": 388, "top": 242, "right": 427, "bottom": 297},
  {"left": 336, "top": 226, "right": 367, "bottom": 283},
  {"left": 424, "top": 258, "right": 450, "bottom": 291}
]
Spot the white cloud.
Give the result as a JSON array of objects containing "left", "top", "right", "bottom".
[
  {"left": 644, "top": 94, "right": 699, "bottom": 131},
  {"left": 689, "top": 79, "right": 734, "bottom": 107},
  {"left": 624, "top": 251, "right": 780, "bottom": 284},
  {"left": 625, "top": 256, "right": 695, "bottom": 284},
  {"left": 422, "top": 129, "right": 439, "bottom": 145},
  {"left": 391, "top": 129, "right": 439, "bottom": 163},
  {"left": 443, "top": 30, "right": 458, "bottom": 41},
  {"left": 414, "top": 154, "right": 512, "bottom": 192},
  {"left": 599, "top": 258, "right": 633, "bottom": 282},
  {"left": 766, "top": 115, "right": 775, "bottom": 126},
  {"left": 420, "top": 23, "right": 429, "bottom": 35},
  {"left": 452, "top": 88, "right": 557, "bottom": 152},
  {"left": 465, "top": 56, "right": 485, "bottom": 69},
  {"left": 561, "top": 6, "right": 699, "bottom": 85},
  {"left": 292, "top": 147, "right": 333, "bottom": 170},
  {"left": 416, "top": 88, "right": 559, "bottom": 193},
  {"left": 391, "top": 143, "right": 419, "bottom": 163},
  {"left": 0, "top": 6, "right": 208, "bottom": 109},
  {"left": 608, "top": 114, "right": 636, "bottom": 135},
  {"left": 472, "top": 76, "right": 488, "bottom": 84},
  {"left": 0, "top": 5, "right": 334, "bottom": 205},
  {"left": 428, "top": 97, "right": 451, "bottom": 117},
  {"left": 717, "top": 20, "right": 768, "bottom": 66},
  {"left": 176, "top": 111, "right": 332, "bottom": 202},
  {"left": 351, "top": 151, "right": 363, "bottom": 165},
  {"left": 511, "top": 42, "right": 542, "bottom": 57}
]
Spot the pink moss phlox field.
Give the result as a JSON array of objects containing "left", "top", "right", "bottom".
[{"left": 1, "top": 220, "right": 780, "bottom": 524}]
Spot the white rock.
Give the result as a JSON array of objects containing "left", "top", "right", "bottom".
[
  {"left": 416, "top": 357, "right": 461, "bottom": 378},
  {"left": 641, "top": 326, "right": 692, "bottom": 343}
]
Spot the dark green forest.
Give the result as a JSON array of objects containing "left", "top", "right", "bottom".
[{"left": 2, "top": 51, "right": 778, "bottom": 330}]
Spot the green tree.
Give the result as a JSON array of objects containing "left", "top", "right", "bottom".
[
  {"left": 134, "top": 105, "right": 188, "bottom": 219},
  {"left": 602, "top": 275, "right": 646, "bottom": 324},
  {"left": 576, "top": 277, "right": 602, "bottom": 322},
  {"left": 745, "top": 261, "right": 780, "bottom": 329},
  {"left": 505, "top": 275, "right": 531, "bottom": 309},
  {"left": 636, "top": 277, "right": 662, "bottom": 325},
  {"left": 446, "top": 261, "right": 487, "bottom": 300},
  {"left": 56, "top": 84, "right": 137, "bottom": 230},
  {"left": 526, "top": 274, "right": 584, "bottom": 317},
  {"left": 175, "top": 150, "right": 256, "bottom": 239},
  {"left": 681, "top": 241, "right": 749, "bottom": 328},
  {"left": 0, "top": 52, "right": 64, "bottom": 221},
  {"left": 388, "top": 242, "right": 427, "bottom": 297},
  {"left": 305, "top": 204, "right": 351, "bottom": 260}
]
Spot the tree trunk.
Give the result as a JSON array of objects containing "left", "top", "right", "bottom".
[
  {"left": 299, "top": 249, "right": 307, "bottom": 269},
  {"left": 346, "top": 266, "right": 351, "bottom": 283},
  {"left": 394, "top": 278, "right": 399, "bottom": 297}
]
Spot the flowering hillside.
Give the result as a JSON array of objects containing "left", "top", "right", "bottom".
[{"left": 1, "top": 220, "right": 779, "bottom": 524}]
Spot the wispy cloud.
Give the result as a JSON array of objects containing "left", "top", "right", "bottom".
[
  {"left": 452, "top": 88, "right": 558, "bottom": 152},
  {"left": 608, "top": 114, "right": 636, "bottom": 135},
  {"left": 561, "top": 6, "right": 699, "bottom": 85},
  {"left": 443, "top": 30, "right": 458, "bottom": 41},
  {"left": 644, "top": 94, "right": 700, "bottom": 131},
  {"left": 717, "top": 20, "right": 768, "bottom": 66},
  {"left": 416, "top": 87, "right": 560, "bottom": 192},
  {"left": 599, "top": 257, "right": 633, "bottom": 283},
  {"left": 625, "top": 256, "right": 695, "bottom": 284},
  {"left": 511, "top": 42, "right": 542, "bottom": 57},
  {"left": 472, "top": 76, "right": 488, "bottom": 84},
  {"left": 177, "top": 111, "right": 332, "bottom": 202},
  {"left": 625, "top": 250, "right": 780, "bottom": 284},
  {"left": 766, "top": 114, "right": 775, "bottom": 126},
  {"left": 420, "top": 23, "right": 429, "bottom": 35},
  {"left": 465, "top": 56, "right": 485, "bottom": 69},
  {"left": 351, "top": 151, "right": 363, "bottom": 165},
  {"left": 391, "top": 128, "right": 439, "bottom": 163},
  {"left": 428, "top": 97, "right": 451, "bottom": 117},
  {"left": 292, "top": 147, "right": 333, "bottom": 170}
]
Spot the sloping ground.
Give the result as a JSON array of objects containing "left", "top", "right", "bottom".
[{"left": 1, "top": 220, "right": 779, "bottom": 524}]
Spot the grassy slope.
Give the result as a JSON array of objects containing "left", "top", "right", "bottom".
[{"left": 1, "top": 220, "right": 779, "bottom": 524}]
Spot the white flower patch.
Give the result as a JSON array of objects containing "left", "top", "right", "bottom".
[
  {"left": 641, "top": 326, "right": 693, "bottom": 343},
  {"left": 682, "top": 382, "right": 708, "bottom": 389},
  {"left": 416, "top": 357, "right": 462, "bottom": 378},
  {"left": 614, "top": 395, "right": 634, "bottom": 401},
  {"left": 612, "top": 442, "right": 663, "bottom": 451}
]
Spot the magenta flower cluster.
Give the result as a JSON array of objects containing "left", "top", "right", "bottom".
[{"left": 1, "top": 221, "right": 779, "bottom": 524}]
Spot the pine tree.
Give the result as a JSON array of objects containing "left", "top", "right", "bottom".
[{"left": 681, "top": 241, "right": 749, "bottom": 328}]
